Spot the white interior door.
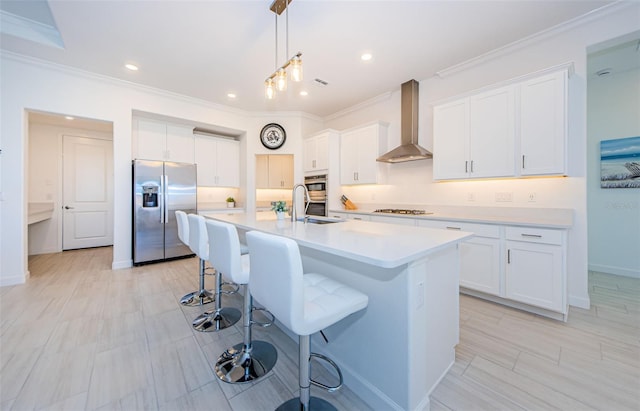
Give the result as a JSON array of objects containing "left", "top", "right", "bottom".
[{"left": 62, "top": 135, "right": 114, "bottom": 250}]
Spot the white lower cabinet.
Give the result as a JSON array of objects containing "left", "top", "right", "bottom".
[
  {"left": 330, "top": 212, "right": 370, "bottom": 221},
  {"left": 369, "top": 215, "right": 416, "bottom": 226},
  {"left": 330, "top": 212, "right": 568, "bottom": 317},
  {"left": 419, "top": 220, "right": 501, "bottom": 296},
  {"left": 505, "top": 227, "right": 565, "bottom": 312}
]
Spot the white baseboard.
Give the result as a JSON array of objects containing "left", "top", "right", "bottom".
[
  {"left": 568, "top": 294, "right": 590, "bottom": 310},
  {"left": 0, "top": 272, "right": 27, "bottom": 287},
  {"left": 28, "top": 247, "right": 60, "bottom": 256},
  {"left": 589, "top": 263, "right": 640, "bottom": 279},
  {"left": 112, "top": 259, "right": 132, "bottom": 270}
]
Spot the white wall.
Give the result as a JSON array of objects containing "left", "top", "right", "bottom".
[
  {"left": 587, "top": 68, "right": 640, "bottom": 278},
  {"left": 0, "top": 53, "right": 309, "bottom": 285},
  {"left": 324, "top": 3, "right": 640, "bottom": 308}
]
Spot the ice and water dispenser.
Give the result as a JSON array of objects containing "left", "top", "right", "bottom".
[{"left": 142, "top": 185, "right": 158, "bottom": 208}]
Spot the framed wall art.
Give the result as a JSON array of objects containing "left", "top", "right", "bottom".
[{"left": 600, "top": 136, "right": 640, "bottom": 188}]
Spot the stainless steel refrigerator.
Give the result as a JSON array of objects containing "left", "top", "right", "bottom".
[{"left": 132, "top": 159, "right": 197, "bottom": 265}]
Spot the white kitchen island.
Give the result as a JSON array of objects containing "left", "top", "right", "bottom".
[{"left": 203, "top": 212, "right": 472, "bottom": 411}]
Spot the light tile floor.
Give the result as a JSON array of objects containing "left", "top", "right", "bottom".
[{"left": 1, "top": 247, "right": 639, "bottom": 410}]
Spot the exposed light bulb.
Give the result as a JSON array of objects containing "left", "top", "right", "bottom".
[
  {"left": 276, "top": 68, "right": 287, "bottom": 91},
  {"left": 265, "top": 79, "right": 275, "bottom": 99},
  {"left": 290, "top": 57, "right": 303, "bottom": 82}
]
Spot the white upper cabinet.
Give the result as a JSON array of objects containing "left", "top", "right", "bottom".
[
  {"left": 469, "top": 86, "right": 516, "bottom": 178},
  {"left": 519, "top": 70, "right": 567, "bottom": 176},
  {"left": 165, "top": 124, "right": 196, "bottom": 164},
  {"left": 433, "top": 65, "right": 569, "bottom": 180},
  {"left": 194, "top": 135, "right": 240, "bottom": 187},
  {"left": 434, "top": 86, "right": 515, "bottom": 180},
  {"left": 303, "top": 133, "right": 329, "bottom": 173},
  {"left": 135, "top": 119, "right": 194, "bottom": 163},
  {"left": 433, "top": 99, "right": 469, "bottom": 180},
  {"left": 340, "top": 122, "right": 388, "bottom": 185}
]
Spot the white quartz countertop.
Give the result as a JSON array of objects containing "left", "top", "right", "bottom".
[
  {"left": 331, "top": 204, "right": 574, "bottom": 228},
  {"left": 202, "top": 212, "right": 473, "bottom": 269},
  {"left": 28, "top": 202, "right": 55, "bottom": 225}
]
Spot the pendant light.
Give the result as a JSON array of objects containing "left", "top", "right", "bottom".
[{"left": 264, "top": 0, "right": 303, "bottom": 99}]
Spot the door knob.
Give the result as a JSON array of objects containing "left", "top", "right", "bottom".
[{"left": 64, "top": 205, "right": 74, "bottom": 209}]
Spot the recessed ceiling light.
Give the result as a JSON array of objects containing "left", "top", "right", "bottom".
[
  {"left": 125, "top": 63, "right": 139, "bottom": 71},
  {"left": 361, "top": 53, "right": 373, "bottom": 61},
  {"left": 300, "top": 91, "right": 308, "bottom": 96},
  {"left": 227, "top": 93, "right": 237, "bottom": 99},
  {"left": 65, "top": 116, "right": 74, "bottom": 120}
]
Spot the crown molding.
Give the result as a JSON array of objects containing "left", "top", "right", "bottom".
[
  {"left": 0, "top": 10, "right": 64, "bottom": 49},
  {"left": 434, "top": 1, "right": 634, "bottom": 79}
]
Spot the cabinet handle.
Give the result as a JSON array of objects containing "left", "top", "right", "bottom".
[
  {"left": 353, "top": 217, "right": 362, "bottom": 220},
  {"left": 507, "top": 249, "right": 511, "bottom": 264},
  {"left": 522, "top": 155, "right": 525, "bottom": 169},
  {"left": 470, "top": 160, "right": 474, "bottom": 173},
  {"left": 521, "top": 233, "right": 543, "bottom": 238},
  {"left": 465, "top": 161, "right": 468, "bottom": 173},
  {"left": 446, "top": 226, "right": 462, "bottom": 230},
  {"left": 313, "top": 160, "right": 316, "bottom": 168}
]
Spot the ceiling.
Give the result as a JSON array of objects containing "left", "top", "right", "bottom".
[{"left": 0, "top": 0, "right": 627, "bottom": 118}]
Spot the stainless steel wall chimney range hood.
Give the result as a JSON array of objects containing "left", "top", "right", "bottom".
[{"left": 376, "top": 79, "right": 433, "bottom": 163}]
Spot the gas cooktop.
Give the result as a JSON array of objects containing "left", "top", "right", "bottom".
[{"left": 373, "top": 209, "right": 432, "bottom": 215}]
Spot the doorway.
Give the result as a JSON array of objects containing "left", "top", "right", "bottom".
[
  {"left": 586, "top": 33, "right": 640, "bottom": 279},
  {"left": 27, "top": 111, "right": 114, "bottom": 256}
]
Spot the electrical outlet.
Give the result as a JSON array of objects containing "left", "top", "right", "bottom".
[
  {"left": 495, "top": 192, "right": 513, "bottom": 202},
  {"left": 528, "top": 192, "right": 537, "bottom": 202}
]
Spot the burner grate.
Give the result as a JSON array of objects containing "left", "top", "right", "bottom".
[{"left": 373, "top": 209, "right": 429, "bottom": 215}]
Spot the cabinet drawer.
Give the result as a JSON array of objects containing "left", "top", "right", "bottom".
[
  {"left": 505, "top": 226, "right": 563, "bottom": 245},
  {"left": 418, "top": 220, "right": 500, "bottom": 238}
]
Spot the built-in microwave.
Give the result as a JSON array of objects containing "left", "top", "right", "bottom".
[{"left": 304, "top": 174, "right": 327, "bottom": 217}]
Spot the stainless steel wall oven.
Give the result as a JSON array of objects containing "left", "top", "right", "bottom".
[{"left": 304, "top": 174, "right": 327, "bottom": 217}]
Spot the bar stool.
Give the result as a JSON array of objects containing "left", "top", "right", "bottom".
[
  {"left": 178, "top": 213, "right": 215, "bottom": 306},
  {"left": 191, "top": 219, "right": 244, "bottom": 332},
  {"left": 246, "top": 231, "right": 369, "bottom": 411},
  {"left": 208, "top": 220, "right": 278, "bottom": 382}
]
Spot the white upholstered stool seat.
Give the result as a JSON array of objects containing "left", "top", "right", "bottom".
[
  {"left": 206, "top": 220, "right": 278, "bottom": 383},
  {"left": 246, "top": 230, "right": 368, "bottom": 411},
  {"left": 177, "top": 211, "right": 214, "bottom": 306}
]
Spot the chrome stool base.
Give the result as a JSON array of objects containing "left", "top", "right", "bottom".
[
  {"left": 215, "top": 340, "right": 278, "bottom": 383},
  {"left": 180, "top": 289, "right": 215, "bottom": 307},
  {"left": 276, "top": 397, "right": 337, "bottom": 411},
  {"left": 192, "top": 307, "right": 241, "bottom": 332}
]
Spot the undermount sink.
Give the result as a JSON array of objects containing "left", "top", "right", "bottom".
[{"left": 299, "top": 217, "right": 343, "bottom": 225}]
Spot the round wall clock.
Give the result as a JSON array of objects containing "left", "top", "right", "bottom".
[{"left": 260, "top": 123, "right": 286, "bottom": 150}]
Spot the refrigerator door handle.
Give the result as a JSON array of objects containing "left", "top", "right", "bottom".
[
  {"left": 164, "top": 175, "right": 170, "bottom": 224},
  {"left": 159, "top": 174, "right": 165, "bottom": 224}
]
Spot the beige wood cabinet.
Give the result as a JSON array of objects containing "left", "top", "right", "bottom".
[{"left": 256, "top": 154, "right": 294, "bottom": 189}]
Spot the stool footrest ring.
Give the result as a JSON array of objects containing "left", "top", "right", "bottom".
[
  {"left": 221, "top": 281, "right": 240, "bottom": 294},
  {"left": 250, "top": 308, "right": 275, "bottom": 327},
  {"left": 310, "top": 353, "right": 343, "bottom": 392}
]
